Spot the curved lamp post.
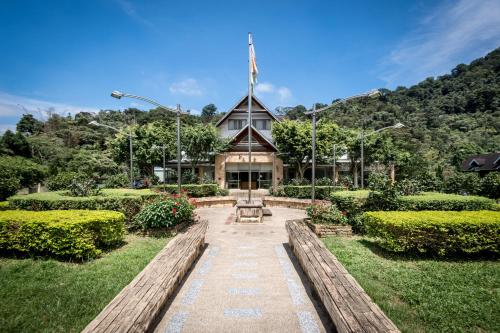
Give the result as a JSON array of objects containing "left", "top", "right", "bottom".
[
  {"left": 89, "top": 120, "right": 134, "bottom": 188},
  {"left": 360, "top": 122, "right": 405, "bottom": 188},
  {"left": 306, "top": 89, "right": 380, "bottom": 204},
  {"left": 110, "top": 91, "right": 189, "bottom": 194}
]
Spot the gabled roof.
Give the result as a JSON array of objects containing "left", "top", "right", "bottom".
[
  {"left": 462, "top": 153, "right": 500, "bottom": 172},
  {"left": 229, "top": 124, "right": 277, "bottom": 152},
  {"left": 215, "top": 94, "right": 279, "bottom": 127}
]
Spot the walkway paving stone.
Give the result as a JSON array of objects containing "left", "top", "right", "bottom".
[{"left": 153, "top": 207, "right": 333, "bottom": 333}]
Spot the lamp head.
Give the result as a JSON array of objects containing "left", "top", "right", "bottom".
[
  {"left": 111, "top": 90, "right": 124, "bottom": 99},
  {"left": 88, "top": 120, "right": 100, "bottom": 126},
  {"left": 393, "top": 122, "right": 405, "bottom": 129}
]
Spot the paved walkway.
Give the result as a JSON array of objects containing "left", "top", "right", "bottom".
[{"left": 153, "top": 207, "right": 333, "bottom": 333}]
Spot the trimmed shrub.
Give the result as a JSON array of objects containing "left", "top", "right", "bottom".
[
  {"left": 306, "top": 203, "right": 348, "bottom": 225},
  {"left": 271, "top": 185, "right": 333, "bottom": 200},
  {"left": 133, "top": 195, "right": 194, "bottom": 230},
  {"left": 46, "top": 171, "right": 81, "bottom": 191},
  {"left": 330, "top": 190, "right": 370, "bottom": 213},
  {"left": 397, "top": 192, "right": 495, "bottom": 211},
  {"left": 364, "top": 210, "right": 500, "bottom": 256},
  {"left": 0, "top": 210, "right": 125, "bottom": 259},
  {"left": 0, "top": 201, "right": 10, "bottom": 211},
  {"left": 152, "top": 184, "right": 220, "bottom": 197},
  {"left": 8, "top": 189, "right": 159, "bottom": 223}
]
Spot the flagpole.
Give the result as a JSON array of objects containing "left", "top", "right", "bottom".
[{"left": 247, "top": 32, "right": 253, "bottom": 203}]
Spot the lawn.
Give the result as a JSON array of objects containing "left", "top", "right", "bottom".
[
  {"left": 0, "top": 234, "right": 169, "bottom": 333},
  {"left": 323, "top": 236, "right": 500, "bottom": 333}
]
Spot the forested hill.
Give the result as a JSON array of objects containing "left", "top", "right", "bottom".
[{"left": 316, "top": 47, "right": 500, "bottom": 172}]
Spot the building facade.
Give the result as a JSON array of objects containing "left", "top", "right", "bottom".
[{"left": 214, "top": 95, "right": 284, "bottom": 190}]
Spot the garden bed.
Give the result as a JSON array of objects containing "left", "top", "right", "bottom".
[
  {"left": 364, "top": 210, "right": 500, "bottom": 256},
  {"left": 0, "top": 234, "right": 170, "bottom": 333},
  {"left": 0, "top": 210, "right": 125, "bottom": 260},
  {"left": 323, "top": 236, "right": 500, "bottom": 333},
  {"left": 8, "top": 189, "right": 159, "bottom": 223}
]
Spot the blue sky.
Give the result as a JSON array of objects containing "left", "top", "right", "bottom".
[{"left": 1, "top": 0, "right": 499, "bottom": 132}]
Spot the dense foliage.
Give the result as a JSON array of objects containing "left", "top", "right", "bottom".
[
  {"left": 0, "top": 156, "right": 47, "bottom": 200},
  {"left": 0, "top": 210, "right": 125, "bottom": 259},
  {"left": 364, "top": 211, "right": 500, "bottom": 256},
  {"left": 132, "top": 195, "right": 194, "bottom": 229},
  {"left": 270, "top": 185, "right": 334, "bottom": 200},
  {"left": 152, "top": 184, "right": 223, "bottom": 197}
]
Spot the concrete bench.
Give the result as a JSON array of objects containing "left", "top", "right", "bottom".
[
  {"left": 191, "top": 196, "right": 237, "bottom": 208},
  {"left": 286, "top": 220, "right": 400, "bottom": 333},
  {"left": 82, "top": 221, "right": 208, "bottom": 333},
  {"left": 263, "top": 196, "right": 330, "bottom": 209}
]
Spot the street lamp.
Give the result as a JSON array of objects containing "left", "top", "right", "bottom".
[
  {"left": 110, "top": 91, "right": 189, "bottom": 194},
  {"left": 360, "top": 122, "right": 405, "bottom": 189},
  {"left": 89, "top": 120, "right": 134, "bottom": 188},
  {"left": 306, "top": 89, "right": 380, "bottom": 204}
]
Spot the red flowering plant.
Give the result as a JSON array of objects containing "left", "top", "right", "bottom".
[
  {"left": 306, "top": 203, "right": 348, "bottom": 225},
  {"left": 132, "top": 193, "right": 194, "bottom": 229}
]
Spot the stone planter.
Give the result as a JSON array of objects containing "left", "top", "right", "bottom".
[{"left": 306, "top": 220, "right": 352, "bottom": 237}]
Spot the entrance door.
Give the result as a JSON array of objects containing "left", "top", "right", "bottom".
[{"left": 239, "top": 171, "right": 258, "bottom": 190}]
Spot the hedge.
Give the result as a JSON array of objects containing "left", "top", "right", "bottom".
[
  {"left": 0, "top": 201, "right": 10, "bottom": 211},
  {"left": 151, "top": 184, "right": 221, "bottom": 197},
  {"left": 271, "top": 185, "right": 341, "bottom": 200},
  {"left": 331, "top": 191, "right": 495, "bottom": 213},
  {"left": 364, "top": 211, "right": 500, "bottom": 256},
  {"left": 396, "top": 192, "right": 496, "bottom": 211},
  {"left": 0, "top": 210, "right": 125, "bottom": 259},
  {"left": 8, "top": 189, "right": 159, "bottom": 223}
]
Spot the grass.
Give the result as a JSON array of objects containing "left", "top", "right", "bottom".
[
  {"left": 330, "top": 189, "right": 371, "bottom": 198},
  {"left": 0, "top": 234, "right": 169, "bottom": 333},
  {"left": 323, "top": 236, "right": 500, "bottom": 333}
]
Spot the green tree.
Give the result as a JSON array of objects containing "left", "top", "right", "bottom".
[
  {"left": 201, "top": 104, "right": 217, "bottom": 123},
  {"left": 272, "top": 119, "right": 344, "bottom": 180},
  {"left": 16, "top": 114, "right": 43, "bottom": 135},
  {"left": 182, "top": 124, "right": 227, "bottom": 174},
  {"left": 0, "top": 130, "right": 31, "bottom": 157}
]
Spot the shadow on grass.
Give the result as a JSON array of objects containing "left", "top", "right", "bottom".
[{"left": 356, "top": 238, "right": 499, "bottom": 263}]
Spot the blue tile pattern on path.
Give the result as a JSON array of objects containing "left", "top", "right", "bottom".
[
  {"left": 297, "top": 311, "right": 321, "bottom": 333},
  {"left": 228, "top": 287, "right": 261, "bottom": 296},
  {"left": 164, "top": 312, "right": 189, "bottom": 333},
  {"left": 181, "top": 280, "right": 204, "bottom": 305},
  {"left": 224, "top": 308, "right": 263, "bottom": 318}
]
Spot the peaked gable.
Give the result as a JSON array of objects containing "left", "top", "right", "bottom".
[
  {"left": 215, "top": 94, "right": 279, "bottom": 127},
  {"left": 228, "top": 125, "right": 277, "bottom": 152}
]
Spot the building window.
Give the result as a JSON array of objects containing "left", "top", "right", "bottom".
[
  {"left": 252, "top": 119, "right": 270, "bottom": 130},
  {"left": 228, "top": 119, "right": 247, "bottom": 130}
]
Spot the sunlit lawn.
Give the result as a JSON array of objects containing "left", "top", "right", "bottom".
[
  {"left": 324, "top": 236, "right": 500, "bottom": 333},
  {"left": 0, "top": 234, "right": 169, "bottom": 333}
]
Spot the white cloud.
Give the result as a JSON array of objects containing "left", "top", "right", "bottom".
[
  {"left": 0, "top": 91, "right": 99, "bottom": 120},
  {"left": 380, "top": 0, "right": 500, "bottom": 87},
  {"left": 0, "top": 124, "right": 16, "bottom": 134},
  {"left": 169, "top": 78, "right": 203, "bottom": 96},
  {"left": 255, "top": 82, "right": 293, "bottom": 104}
]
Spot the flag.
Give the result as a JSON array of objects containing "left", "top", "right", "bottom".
[{"left": 249, "top": 33, "right": 258, "bottom": 86}]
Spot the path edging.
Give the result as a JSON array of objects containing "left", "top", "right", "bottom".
[
  {"left": 286, "top": 219, "right": 400, "bottom": 333},
  {"left": 82, "top": 220, "right": 208, "bottom": 333}
]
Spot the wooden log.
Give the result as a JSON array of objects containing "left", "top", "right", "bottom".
[
  {"left": 82, "top": 220, "right": 208, "bottom": 333},
  {"left": 286, "top": 220, "right": 400, "bottom": 333}
]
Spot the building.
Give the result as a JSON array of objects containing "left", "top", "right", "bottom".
[
  {"left": 462, "top": 152, "right": 500, "bottom": 177},
  {"left": 155, "top": 94, "right": 353, "bottom": 188},
  {"left": 214, "top": 95, "right": 283, "bottom": 190}
]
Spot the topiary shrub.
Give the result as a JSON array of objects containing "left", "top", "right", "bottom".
[
  {"left": 364, "top": 210, "right": 500, "bottom": 256},
  {"left": 0, "top": 210, "right": 125, "bottom": 260},
  {"left": 397, "top": 192, "right": 495, "bottom": 211},
  {"left": 132, "top": 195, "right": 194, "bottom": 230},
  {"left": 306, "top": 203, "right": 348, "bottom": 225},
  {"left": 478, "top": 172, "right": 500, "bottom": 199}
]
